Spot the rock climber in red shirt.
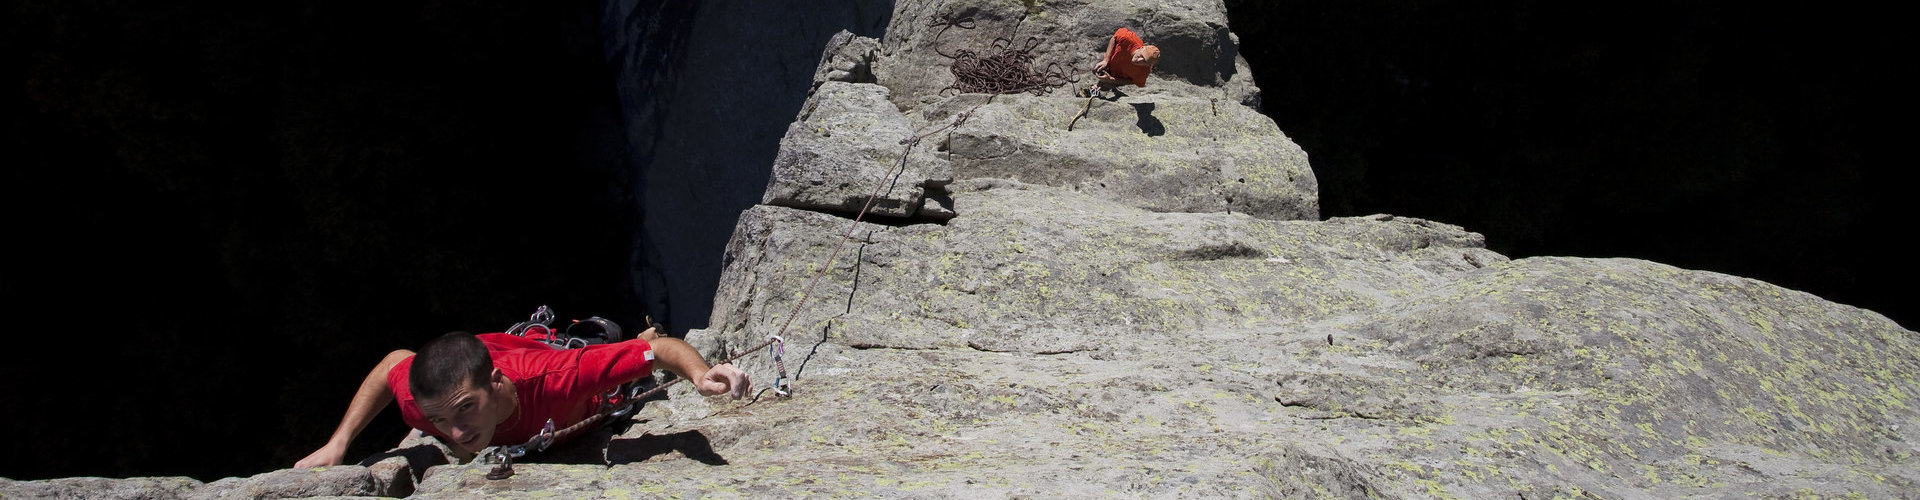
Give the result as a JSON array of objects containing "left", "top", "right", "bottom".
[
  {"left": 1092, "top": 27, "right": 1160, "bottom": 90},
  {"left": 293, "top": 327, "right": 749, "bottom": 467}
]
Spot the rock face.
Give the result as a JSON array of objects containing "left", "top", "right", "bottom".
[
  {"left": 761, "top": 82, "right": 955, "bottom": 221},
  {"left": 678, "top": 187, "right": 1918, "bottom": 498},
  {"left": 926, "top": 92, "right": 1316, "bottom": 220},
  {"left": 767, "top": 0, "right": 1309, "bottom": 225},
  {"left": 0, "top": 467, "right": 388, "bottom": 500},
  {"left": 9, "top": 0, "right": 1914, "bottom": 498},
  {"left": 712, "top": 184, "right": 1488, "bottom": 358},
  {"left": 0, "top": 476, "right": 202, "bottom": 500}
]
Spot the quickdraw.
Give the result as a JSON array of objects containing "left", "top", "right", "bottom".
[
  {"left": 1068, "top": 84, "right": 1098, "bottom": 131},
  {"left": 505, "top": 305, "right": 622, "bottom": 350},
  {"left": 767, "top": 335, "right": 790, "bottom": 398},
  {"left": 483, "top": 419, "right": 554, "bottom": 480}
]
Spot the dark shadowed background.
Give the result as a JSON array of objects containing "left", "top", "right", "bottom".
[{"left": 5, "top": 0, "right": 1908, "bottom": 482}]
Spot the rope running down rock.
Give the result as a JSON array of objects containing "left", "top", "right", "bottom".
[{"left": 483, "top": 88, "right": 991, "bottom": 483}]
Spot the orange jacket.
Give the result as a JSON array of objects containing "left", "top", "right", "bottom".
[{"left": 1102, "top": 28, "right": 1152, "bottom": 87}]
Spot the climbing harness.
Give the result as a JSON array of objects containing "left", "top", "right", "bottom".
[{"left": 503, "top": 305, "right": 622, "bottom": 350}]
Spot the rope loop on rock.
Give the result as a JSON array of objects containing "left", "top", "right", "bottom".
[{"left": 927, "top": 11, "right": 1076, "bottom": 96}]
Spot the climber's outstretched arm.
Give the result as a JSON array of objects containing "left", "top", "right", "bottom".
[
  {"left": 648, "top": 336, "right": 751, "bottom": 399},
  {"left": 294, "top": 349, "right": 413, "bottom": 468},
  {"left": 1094, "top": 33, "right": 1117, "bottom": 75}
]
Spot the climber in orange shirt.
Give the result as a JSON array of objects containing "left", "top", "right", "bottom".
[{"left": 1092, "top": 27, "right": 1160, "bottom": 91}]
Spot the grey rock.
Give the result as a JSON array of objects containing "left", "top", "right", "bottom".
[
  {"left": 706, "top": 180, "right": 1486, "bottom": 364},
  {"left": 1279, "top": 256, "right": 1920, "bottom": 498},
  {"left": 768, "top": 0, "right": 1312, "bottom": 223},
  {"left": 771, "top": 44, "right": 1311, "bottom": 223},
  {"left": 762, "top": 82, "right": 954, "bottom": 221},
  {"left": 875, "top": 0, "right": 1262, "bottom": 110},
  {"left": 349, "top": 432, "right": 458, "bottom": 498},
  {"left": 362, "top": 458, "right": 411, "bottom": 499},
  {"left": 812, "top": 30, "right": 881, "bottom": 85},
  {"left": 925, "top": 92, "right": 1316, "bottom": 220},
  {"left": 666, "top": 186, "right": 1914, "bottom": 497},
  {"left": 190, "top": 466, "right": 378, "bottom": 499},
  {"left": 0, "top": 476, "right": 202, "bottom": 500}
]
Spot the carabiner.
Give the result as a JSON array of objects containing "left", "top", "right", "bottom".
[{"left": 767, "top": 335, "right": 791, "bottom": 397}]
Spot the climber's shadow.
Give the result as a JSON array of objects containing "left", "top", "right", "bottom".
[
  {"left": 458, "top": 410, "right": 725, "bottom": 468},
  {"left": 607, "top": 430, "right": 728, "bottom": 466},
  {"left": 523, "top": 425, "right": 624, "bottom": 465},
  {"left": 1132, "top": 102, "right": 1165, "bottom": 137}
]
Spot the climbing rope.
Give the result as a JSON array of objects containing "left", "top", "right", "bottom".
[
  {"left": 929, "top": 13, "right": 1076, "bottom": 96},
  {"left": 764, "top": 97, "right": 983, "bottom": 350}
]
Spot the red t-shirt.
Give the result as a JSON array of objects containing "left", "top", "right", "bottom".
[
  {"left": 1102, "top": 27, "right": 1152, "bottom": 87},
  {"left": 387, "top": 333, "right": 654, "bottom": 446}
]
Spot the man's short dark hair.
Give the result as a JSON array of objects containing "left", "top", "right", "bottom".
[{"left": 410, "top": 331, "right": 494, "bottom": 402}]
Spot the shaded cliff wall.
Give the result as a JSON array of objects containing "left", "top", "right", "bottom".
[
  {"left": 615, "top": 2, "right": 892, "bottom": 334},
  {"left": 7, "top": 0, "right": 634, "bottom": 481},
  {"left": 4, "top": 0, "right": 890, "bottom": 481}
]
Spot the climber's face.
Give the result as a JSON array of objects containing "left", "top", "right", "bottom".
[
  {"left": 417, "top": 368, "right": 512, "bottom": 455},
  {"left": 1131, "top": 48, "right": 1152, "bottom": 67}
]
